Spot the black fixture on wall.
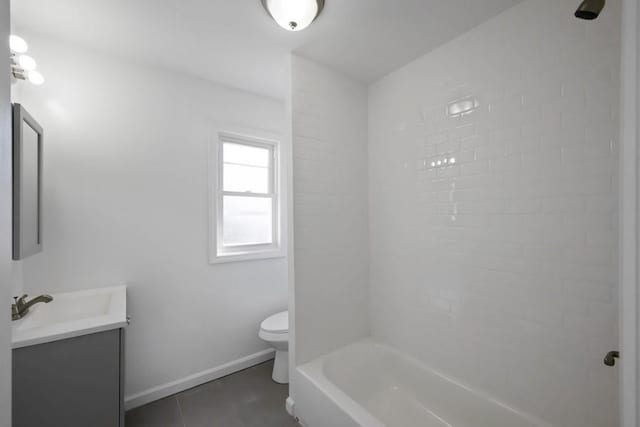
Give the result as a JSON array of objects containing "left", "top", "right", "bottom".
[{"left": 574, "top": 0, "right": 605, "bottom": 20}]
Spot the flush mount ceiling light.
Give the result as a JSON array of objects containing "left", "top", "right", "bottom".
[{"left": 261, "top": 0, "right": 324, "bottom": 32}]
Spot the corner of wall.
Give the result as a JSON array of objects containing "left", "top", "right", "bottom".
[
  {"left": 0, "top": 0, "right": 13, "bottom": 424},
  {"left": 290, "top": 55, "right": 371, "bottom": 368}
]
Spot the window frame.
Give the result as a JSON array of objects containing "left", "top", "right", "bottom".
[{"left": 209, "top": 131, "right": 283, "bottom": 264}]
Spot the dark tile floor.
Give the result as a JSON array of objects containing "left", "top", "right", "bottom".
[{"left": 125, "top": 360, "right": 299, "bottom": 427}]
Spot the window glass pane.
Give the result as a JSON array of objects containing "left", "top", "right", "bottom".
[
  {"left": 223, "top": 196, "right": 273, "bottom": 246},
  {"left": 223, "top": 142, "right": 270, "bottom": 167},
  {"left": 223, "top": 163, "right": 269, "bottom": 193}
]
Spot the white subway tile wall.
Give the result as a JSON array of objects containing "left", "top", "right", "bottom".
[
  {"left": 291, "top": 56, "right": 371, "bottom": 365},
  {"left": 368, "top": 0, "right": 619, "bottom": 425}
]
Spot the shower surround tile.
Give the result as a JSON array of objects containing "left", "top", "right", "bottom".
[
  {"left": 368, "top": 0, "right": 620, "bottom": 426},
  {"left": 290, "top": 56, "right": 371, "bottom": 366}
]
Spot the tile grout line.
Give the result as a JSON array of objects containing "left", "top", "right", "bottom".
[
  {"left": 175, "top": 396, "right": 187, "bottom": 427},
  {"left": 126, "top": 361, "right": 295, "bottom": 427}
]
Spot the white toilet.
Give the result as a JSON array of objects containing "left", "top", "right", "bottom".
[{"left": 259, "top": 310, "right": 289, "bottom": 384}]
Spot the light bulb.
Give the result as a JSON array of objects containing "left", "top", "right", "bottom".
[
  {"left": 264, "top": 0, "right": 322, "bottom": 31},
  {"left": 18, "top": 55, "right": 37, "bottom": 71},
  {"left": 9, "top": 35, "right": 28, "bottom": 53},
  {"left": 28, "top": 70, "right": 44, "bottom": 85}
]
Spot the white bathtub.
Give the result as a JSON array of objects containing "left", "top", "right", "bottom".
[{"left": 295, "top": 340, "right": 552, "bottom": 427}]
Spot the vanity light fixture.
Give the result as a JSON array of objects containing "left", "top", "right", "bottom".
[
  {"left": 27, "top": 70, "right": 44, "bottom": 86},
  {"left": 9, "top": 35, "right": 28, "bottom": 53},
  {"left": 261, "top": 0, "right": 325, "bottom": 31},
  {"left": 18, "top": 55, "right": 37, "bottom": 71},
  {"left": 9, "top": 35, "right": 44, "bottom": 86}
]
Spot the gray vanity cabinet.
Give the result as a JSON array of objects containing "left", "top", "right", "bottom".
[{"left": 12, "top": 328, "right": 125, "bottom": 427}]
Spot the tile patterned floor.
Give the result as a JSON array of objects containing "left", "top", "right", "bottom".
[{"left": 125, "top": 361, "right": 299, "bottom": 427}]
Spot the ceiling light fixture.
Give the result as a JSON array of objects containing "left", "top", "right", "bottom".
[{"left": 261, "top": 0, "right": 324, "bottom": 32}]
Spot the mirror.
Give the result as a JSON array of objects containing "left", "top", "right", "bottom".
[{"left": 12, "top": 103, "right": 43, "bottom": 260}]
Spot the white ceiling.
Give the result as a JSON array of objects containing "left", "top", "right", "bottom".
[{"left": 11, "top": 0, "right": 523, "bottom": 99}]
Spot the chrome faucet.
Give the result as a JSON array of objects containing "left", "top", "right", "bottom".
[{"left": 11, "top": 294, "right": 53, "bottom": 321}]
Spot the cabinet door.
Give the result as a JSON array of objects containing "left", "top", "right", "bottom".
[{"left": 13, "top": 329, "right": 121, "bottom": 427}]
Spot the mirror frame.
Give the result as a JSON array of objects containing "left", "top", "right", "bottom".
[{"left": 12, "top": 103, "right": 43, "bottom": 260}]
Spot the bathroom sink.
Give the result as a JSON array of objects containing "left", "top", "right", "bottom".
[{"left": 12, "top": 286, "right": 127, "bottom": 349}]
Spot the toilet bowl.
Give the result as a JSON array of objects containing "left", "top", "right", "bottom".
[{"left": 259, "top": 310, "right": 289, "bottom": 384}]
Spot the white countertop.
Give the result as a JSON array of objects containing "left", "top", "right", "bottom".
[{"left": 12, "top": 285, "right": 127, "bottom": 349}]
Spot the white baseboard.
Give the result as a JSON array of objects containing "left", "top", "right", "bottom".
[{"left": 124, "top": 348, "right": 276, "bottom": 410}]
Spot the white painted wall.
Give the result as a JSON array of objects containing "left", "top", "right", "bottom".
[
  {"left": 0, "top": 0, "right": 14, "bottom": 424},
  {"left": 290, "top": 55, "right": 370, "bottom": 368},
  {"left": 13, "top": 31, "right": 288, "bottom": 404},
  {"left": 368, "top": 0, "right": 620, "bottom": 426}
]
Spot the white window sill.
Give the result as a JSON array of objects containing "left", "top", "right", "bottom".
[{"left": 209, "top": 249, "right": 286, "bottom": 264}]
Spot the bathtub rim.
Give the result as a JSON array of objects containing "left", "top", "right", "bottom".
[{"left": 296, "top": 338, "right": 555, "bottom": 427}]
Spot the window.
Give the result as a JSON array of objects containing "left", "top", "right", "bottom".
[{"left": 210, "top": 132, "right": 282, "bottom": 263}]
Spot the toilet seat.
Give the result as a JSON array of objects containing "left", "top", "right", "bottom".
[{"left": 260, "top": 311, "right": 288, "bottom": 334}]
